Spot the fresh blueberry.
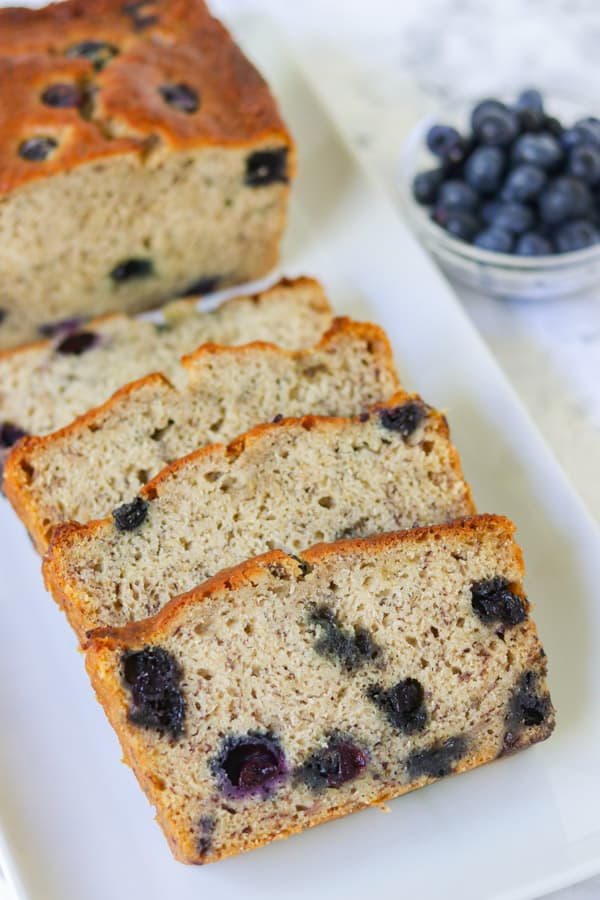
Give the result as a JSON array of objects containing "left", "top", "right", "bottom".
[
  {"left": 512, "top": 132, "right": 563, "bottom": 170},
  {"left": 55, "top": 330, "right": 97, "bottom": 355},
  {"left": 501, "top": 164, "right": 547, "bottom": 202},
  {"left": 473, "top": 228, "right": 513, "bottom": 253},
  {"left": 481, "top": 200, "right": 502, "bottom": 224},
  {"left": 426, "top": 124, "right": 466, "bottom": 163},
  {"left": 568, "top": 143, "right": 600, "bottom": 185},
  {"left": 437, "top": 179, "right": 479, "bottom": 211},
  {"left": 471, "top": 99, "right": 520, "bottom": 146},
  {"left": 555, "top": 218, "right": 600, "bottom": 252},
  {"left": 122, "top": 646, "right": 185, "bottom": 738},
  {"left": 514, "top": 89, "right": 544, "bottom": 131},
  {"left": 543, "top": 115, "right": 563, "bottom": 139},
  {"left": 0, "top": 422, "right": 27, "bottom": 448},
  {"left": 571, "top": 117, "right": 600, "bottom": 147},
  {"left": 539, "top": 176, "right": 592, "bottom": 225},
  {"left": 296, "top": 736, "right": 368, "bottom": 790},
  {"left": 464, "top": 146, "right": 505, "bottom": 194},
  {"left": 113, "top": 496, "right": 149, "bottom": 531},
  {"left": 310, "top": 605, "right": 380, "bottom": 671},
  {"left": 433, "top": 207, "right": 480, "bottom": 241},
  {"left": 213, "top": 733, "right": 287, "bottom": 798},
  {"left": 19, "top": 137, "right": 58, "bottom": 162},
  {"left": 158, "top": 83, "right": 199, "bottom": 114},
  {"left": 245, "top": 149, "right": 289, "bottom": 187},
  {"left": 515, "top": 232, "right": 553, "bottom": 256},
  {"left": 41, "top": 83, "right": 82, "bottom": 108},
  {"left": 368, "top": 677, "right": 427, "bottom": 734},
  {"left": 65, "top": 40, "right": 119, "bottom": 71},
  {"left": 378, "top": 400, "right": 427, "bottom": 437},
  {"left": 471, "top": 577, "right": 527, "bottom": 627},
  {"left": 412, "top": 168, "right": 445, "bottom": 205},
  {"left": 488, "top": 201, "right": 534, "bottom": 235},
  {"left": 110, "top": 258, "right": 154, "bottom": 283},
  {"left": 406, "top": 736, "right": 467, "bottom": 779}
]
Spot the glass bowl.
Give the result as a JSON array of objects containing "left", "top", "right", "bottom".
[{"left": 398, "top": 96, "right": 600, "bottom": 301}]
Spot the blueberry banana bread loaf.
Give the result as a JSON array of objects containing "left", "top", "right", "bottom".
[
  {"left": 4, "top": 319, "right": 399, "bottom": 551},
  {"left": 0, "top": 277, "right": 332, "bottom": 440},
  {"left": 0, "top": 0, "right": 294, "bottom": 350},
  {"left": 85, "top": 515, "right": 554, "bottom": 864},
  {"left": 43, "top": 395, "right": 475, "bottom": 640}
]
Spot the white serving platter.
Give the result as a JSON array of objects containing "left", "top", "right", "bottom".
[{"left": 1, "top": 13, "right": 600, "bottom": 900}]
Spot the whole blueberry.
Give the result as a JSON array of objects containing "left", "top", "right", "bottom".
[
  {"left": 514, "top": 89, "right": 544, "bottom": 131},
  {"left": 489, "top": 201, "right": 534, "bottom": 235},
  {"left": 464, "top": 146, "right": 505, "bottom": 194},
  {"left": 501, "top": 164, "right": 547, "bottom": 202},
  {"left": 512, "top": 132, "right": 563, "bottom": 170},
  {"left": 471, "top": 99, "right": 520, "bottom": 146},
  {"left": 412, "top": 168, "right": 444, "bottom": 205},
  {"left": 555, "top": 219, "right": 600, "bottom": 252},
  {"left": 515, "top": 232, "right": 553, "bottom": 256},
  {"left": 568, "top": 143, "right": 600, "bottom": 186},
  {"left": 426, "top": 124, "right": 466, "bottom": 163},
  {"left": 572, "top": 117, "right": 600, "bottom": 147},
  {"left": 437, "top": 179, "right": 479, "bottom": 211},
  {"left": 433, "top": 207, "right": 480, "bottom": 242},
  {"left": 539, "top": 176, "right": 592, "bottom": 225},
  {"left": 473, "top": 227, "right": 513, "bottom": 253}
]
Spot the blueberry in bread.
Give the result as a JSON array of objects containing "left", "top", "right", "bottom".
[
  {"left": 4, "top": 319, "right": 399, "bottom": 551},
  {"left": 0, "top": 277, "right": 332, "bottom": 438},
  {"left": 85, "top": 515, "right": 554, "bottom": 864},
  {"left": 42, "top": 394, "right": 475, "bottom": 639},
  {"left": 0, "top": 0, "right": 294, "bottom": 349}
]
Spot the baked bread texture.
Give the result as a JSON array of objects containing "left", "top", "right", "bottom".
[
  {"left": 4, "top": 319, "right": 399, "bottom": 551},
  {"left": 0, "top": 0, "right": 294, "bottom": 349},
  {"left": 43, "top": 395, "right": 475, "bottom": 640},
  {"left": 0, "top": 277, "right": 332, "bottom": 438},
  {"left": 85, "top": 515, "right": 554, "bottom": 865}
]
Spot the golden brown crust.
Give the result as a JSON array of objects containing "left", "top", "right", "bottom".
[
  {"left": 3, "top": 315, "right": 398, "bottom": 553},
  {"left": 0, "top": 0, "right": 293, "bottom": 196}
]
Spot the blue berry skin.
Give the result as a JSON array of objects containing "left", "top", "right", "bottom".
[
  {"left": 473, "top": 228, "right": 513, "bottom": 253},
  {"left": 436, "top": 179, "right": 479, "bottom": 211},
  {"left": 568, "top": 143, "right": 600, "bottom": 186},
  {"left": 543, "top": 116, "right": 563, "bottom": 139},
  {"left": 515, "top": 232, "right": 553, "bottom": 256},
  {"left": 412, "top": 168, "right": 444, "bottom": 205},
  {"left": 539, "top": 176, "right": 592, "bottom": 225},
  {"left": 481, "top": 200, "right": 502, "bottom": 224},
  {"left": 512, "top": 132, "right": 563, "bottom": 170},
  {"left": 514, "top": 89, "right": 545, "bottom": 132},
  {"left": 501, "top": 164, "right": 547, "bottom": 202},
  {"left": 464, "top": 146, "right": 505, "bottom": 194},
  {"left": 489, "top": 201, "right": 534, "bottom": 235},
  {"left": 471, "top": 99, "right": 520, "bottom": 146},
  {"left": 555, "top": 219, "right": 600, "bottom": 252},
  {"left": 433, "top": 207, "right": 480, "bottom": 242},
  {"left": 573, "top": 117, "right": 600, "bottom": 147},
  {"left": 426, "top": 124, "right": 465, "bottom": 163}
]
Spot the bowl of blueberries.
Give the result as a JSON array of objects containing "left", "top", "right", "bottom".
[{"left": 400, "top": 89, "right": 600, "bottom": 300}]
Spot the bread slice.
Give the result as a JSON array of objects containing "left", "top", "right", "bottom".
[
  {"left": 85, "top": 515, "right": 554, "bottom": 865},
  {"left": 43, "top": 394, "right": 475, "bottom": 640},
  {"left": 0, "top": 277, "right": 332, "bottom": 438},
  {"left": 4, "top": 319, "right": 399, "bottom": 552}
]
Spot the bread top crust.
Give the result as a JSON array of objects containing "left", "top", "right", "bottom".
[{"left": 0, "top": 0, "right": 292, "bottom": 195}]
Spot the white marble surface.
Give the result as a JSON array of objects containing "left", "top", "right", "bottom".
[
  {"left": 213, "top": 2, "right": 600, "bottom": 898},
  {"left": 1, "top": 2, "right": 599, "bottom": 899}
]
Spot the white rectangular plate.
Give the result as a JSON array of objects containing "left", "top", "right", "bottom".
[{"left": 1, "top": 15, "right": 600, "bottom": 900}]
